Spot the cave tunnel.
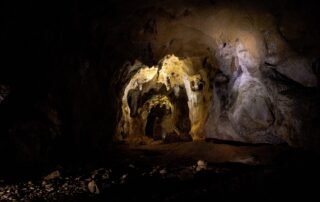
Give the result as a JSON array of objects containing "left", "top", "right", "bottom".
[
  {"left": 145, "top": 103, "right": 170, "bottom": 140},
  {"left": 1, "top": 0, "right": 320, "bottom": 201}
]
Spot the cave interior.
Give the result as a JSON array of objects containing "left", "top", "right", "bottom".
[{"left": 1, "top": 0, "right": 320, "bottom": 201}]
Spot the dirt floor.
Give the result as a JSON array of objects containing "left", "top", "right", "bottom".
[{"left": 0, "top": 140, "right": 319, "bottom": 201}]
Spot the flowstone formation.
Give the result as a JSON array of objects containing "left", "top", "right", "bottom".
[{"left": 116, "top": 55, "right": 211, "bottom": 142}]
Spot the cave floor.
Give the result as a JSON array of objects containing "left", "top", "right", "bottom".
[{"left": 1, "top": 140, "right": 319, "bottom": 201}]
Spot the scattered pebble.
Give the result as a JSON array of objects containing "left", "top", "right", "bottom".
[
  {"left": 120, "top": 174, "right": 128, "bottom": 184},
  {"left": 44, "top": 170, "right": 61, "bottom": 181},
  {"left": 0, "top": 162, "right": 226, "bottom": 201},
  {"left": 196, "top": 160, "right": 207, "bottom": 172},
  {"left": 88, "top": 180, "right": 99, "bottom": 194},
  {"left": 159, "top": 169, "right": 167, "bottom": 175}
]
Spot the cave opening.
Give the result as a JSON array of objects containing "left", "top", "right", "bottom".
[
  {"left": 142, "top": 88, "right": 192, "bottom": 142},
  {"left": 145, "top": 103, "right": 169, "bottom": 140}
]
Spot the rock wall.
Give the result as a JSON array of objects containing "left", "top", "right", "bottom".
[
  {"left": 1, "top": 0, "right": 320, "bottom": 168},
  {"left": 112, "top": 0, "right": 320, "bottom": 149}
]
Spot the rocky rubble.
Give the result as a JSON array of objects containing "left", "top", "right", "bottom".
[
  {"left": 0, "top": 141, "right": 319, "bottom": 201},
  {"left": 0, "top": 168, "right": 111, "bottom": 201},
  {"left": 0, "top": 159, "right": 237, "bottom": 201}
]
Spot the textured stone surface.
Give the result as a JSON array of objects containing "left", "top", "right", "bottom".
[{"left": 112, "top": 0, "right": 320, "bottom": 148}]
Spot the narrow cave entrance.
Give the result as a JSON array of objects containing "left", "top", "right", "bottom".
[
  {"left": 173, "top": 89, "right": 192, "bottom": 139},
  {"left": 145, "top": 104, "right": 169, "bottom": 140},
  {"left": 143, "top": 92, "right": 192, "bottom": 142}
]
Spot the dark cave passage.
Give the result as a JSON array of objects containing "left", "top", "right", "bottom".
[{"left": 145, "top": 104, "right": 169, "bottom": 140}]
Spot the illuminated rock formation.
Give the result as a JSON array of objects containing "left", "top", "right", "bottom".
[
  {"left": 116, "top": 55, "right": 211, "bottom": 142},
  {"left": 114, "top": 5, "right": 320, "bottom": 146}
]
